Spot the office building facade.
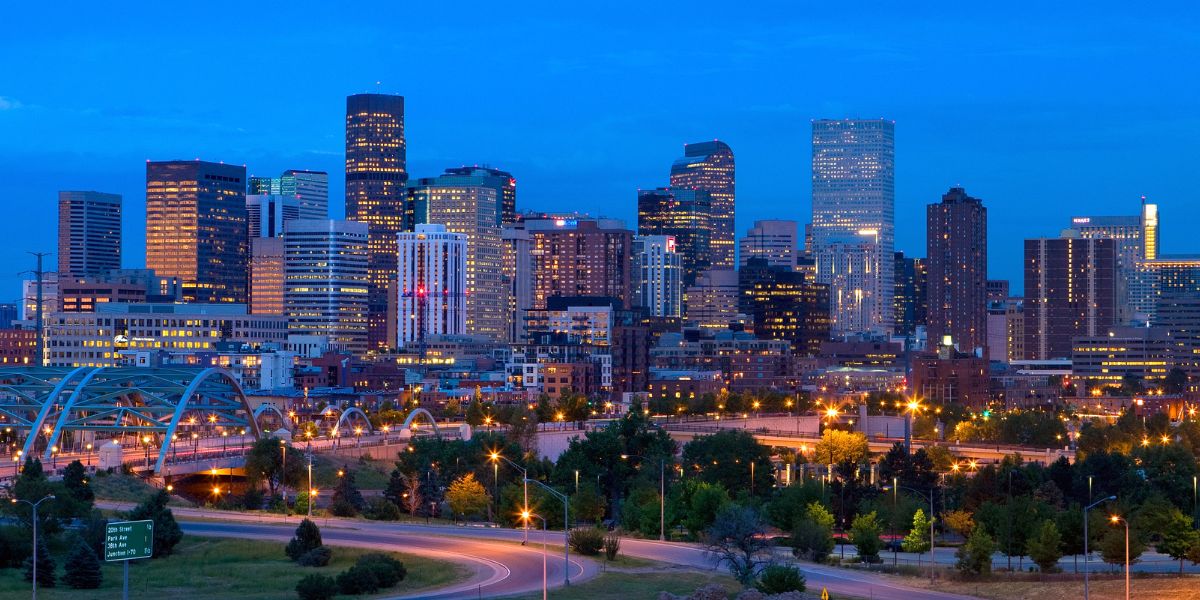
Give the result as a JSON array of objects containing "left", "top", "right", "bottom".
[
  {"left": 633, "top": 235, "right": 683, "bottom": 318},
  {"left": 1071, "top": 200, "right": 1158, "bottom": 322},
  {"left": 146, "top": 160, "right": 248, "bottom": 303},
  {"left": 669, "top": 141, "right": 735, "bottom": 269},
  {"left": 685, "top": 269, "right": 741, "bottom": 332},
  {"left": 440, "top": 166, "right": 517, "bottom": 225},
  {"left": 58, "top": 191, "right": 122, "bottom": 279},
  {"left": 637, "top": 187, "right": 711, "bottom": 287},
  {"left": 523, "top": 217, "right": 633, "bottom": 310},
  {"left": 250, "top": 169, "right": 329, "bottom": 220},
  {"left": 739, "top": 220, "right": 798, "bottom": 271},
  {"left": 284, "top": 220, "right": 370, "bottom": 356},
  {"left": 1023, "top": 236, "right": 1117, "bottom": 359},
  {"left": 345, "top": 93, "right": 407, "bottom": 349},
  {"left": 397, "top": 224, "right": 468, "bottom": 348},
  {"left": 926, "top": 187, "right": 987, "bottom": 354}
]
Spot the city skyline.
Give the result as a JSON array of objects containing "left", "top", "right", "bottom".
[{"left": 2, "top": 3, "right": 1197, "bottom": 299}]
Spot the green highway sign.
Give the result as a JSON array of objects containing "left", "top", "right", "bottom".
[{"left": 105, "top": 520, "right": 154, "bottom": 561}]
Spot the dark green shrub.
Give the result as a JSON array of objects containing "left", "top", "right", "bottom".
[
  {"left": 364, "top": 497, "right": 402, "bottom": 521},
  {"left": 755, "top": 564, "right": 805, "bottom": 594},
  {"left": 336, "top": 564, "right": 380, "bottom": 595},
  {"left": 0, "top": 526, "right": 30, "bottom": 568},
  {"left": 295, "top": 574, "right": 338, "bottom": 600},
  {"left": 286, "top": 519, "right": 323, "bottom": 561},
  {"left": 567, "top": 527, "right": 605, "bottom": 556},
  {"left": 355, "top": 553, "right": 406, "bottom": 588},
  {"left": 298, "top": 546, "right": 332, "bottom": 567},
  {"left": 63, "top": 541, "right": 102, "bottom": 589}
]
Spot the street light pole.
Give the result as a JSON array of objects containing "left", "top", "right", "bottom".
[
  {"left": 11, "top": 494, "right": 55, "bottom": 600},
  {"left": 491, "top": 453, "right": 529, "bottom": 544},
  {"left": 1083, "top": 495, "right": 1116, "bottom": 600},
  {"left": 659, "top": 459, "right": 665, "bottom": 541},
  {"left": 525, "top": 478, "right": 570, "bottom": 586},
  {"left": 522, "top": 511, "right": 549, "bottom": 600},
  {"left": 1110, "top": 515, "right": 1130, "bottom": 600}
]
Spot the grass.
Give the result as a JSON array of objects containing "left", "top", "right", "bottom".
[
  {"left": 312, "top": 453, "right": 392, "bottom": 490},
  {"left": 89, "top": 471, "right": 192, "bottom": 507},
  {"left": 906, "top": 572, "right": 1200, "bottom": 600},
  {"left": 0, "top": 535, "right": 467, "bottom": 600},
  {"left": 502, "top": 570, "right": 741, "bottom": 600}
]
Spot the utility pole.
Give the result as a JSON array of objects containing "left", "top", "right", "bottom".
[{"left": 26, "top": 252, "right": 49, "bottom": 367}]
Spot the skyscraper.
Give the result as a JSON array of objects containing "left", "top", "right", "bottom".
[
  {"left": 246, "top": 194, "right": 298, "bottom": 316},
  {"left": 637, "top": 187, "right": 711, "bottom": 287},
  {"left": 670, "top": 141, "right": 734, "bottom": 269},
  {"left": 521, "top": 217, "right": 633, "bottom": 309},
  {"left": 811, "top": 119, "right": 895, "bottom": 336},
  {"left": 739, "top": 220, "right": 798, "bottom": 271},
  {"left": 1023, "top": 235, "right": 1117, "bottom": 359},
  {"left": 893, "top": 252, "right": 927, "bottom": 338},
  {"left": 397, "top": 224, "right": 468, "bottom": 348},
  {"left": 502, "top": 225, "right": 533, "bottom": 343},
  {"left": 440, "top": 166, "right": 517, "bottom": 225},
  {"left": 684, "top": 270, "right": 741, "bottom": 331},
  {"left": 146, "top": 160, "right": 248, "bottom": 303},
  {"left": 284, "top": 220, "right": 369, "bottom": 356},
  {"left": 246, "top": 194, "right": 300, "bottom": 238},
  {"left": 1072, "top": 199, "right": 1159, "bottom": 322},
  {"left": 345, "top": 93, "right": 407, "bottom": 349},
  {"left": 408, "top": 177, "right": 505, "bottom": 341},
  {"left": 250, "top": 170, "right": 330, "bottom": 220},
  {"left": 58, "top": 191, "right": 122, "bottom": 279},
  {"left": 740, "top": 258, "right": 831, "bottom": 355},
  {"left": 926, "top": 187, "right": 987, "bottom": 355},
  {"left": 633, "top": 235, "right": 683, "bottom": 318}
]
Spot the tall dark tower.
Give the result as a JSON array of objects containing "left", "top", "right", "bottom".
[
  {"left": 670, "top": 141, "right": 734, "bottom": 269},
  {"left": 926, "top": 187, "right": 987, "bottom": 356},
  {"left": 345, "top": 93, "right": 407, "bottom": 350}
]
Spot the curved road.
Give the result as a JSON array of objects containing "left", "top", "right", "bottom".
[{"left": 156, "top": 506, "right": 977, "bottom": 600}]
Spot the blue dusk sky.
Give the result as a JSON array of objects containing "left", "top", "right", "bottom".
[{"left": 1, "top": 2, "right": 1197, "bottom": 300}]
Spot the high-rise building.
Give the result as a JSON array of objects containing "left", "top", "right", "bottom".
[
  {"left": 633, "top": 235, "right": 683, "bottom": 318},
  {"left": 250, "top": 170, "right": 330, "bottom": 220},
  {"left": 739, "top": 220, "right": 798, "bottom": 271},
  {"left": 926, "top": 187, "right": 987, "bottom": 355},
  {"left": 740, "top": 258, "right": 831, "bottom": 355},
  {"left": 637, "top": 187, "right": 711, "bottom": 287},
  {"left": 811, "top": 119, "right": 895, "bottom": 336},
  {"left": 408, "top": 178, "right": 504, "bottom": 341},
  {"left": 284, "top": 220, "right": 369, "bottom": 356},
  {"left": 396, "top": 224, "right": 468, "bottom": 348},
  {"left": 345, "top": 93, "right": 407, "bottom": 350},
  {"left": 1157, "top": 293, "right": 1200, "bottom": 380},
  {"left": 1023, "top": 235, "right": 1117, "bottom": 359},
  {"left": 1131, "top": 255, "right": 1200, "bottom": 323},
  {"left": 246, "top": 194, "right": 300, "bottom": 238},
  {"left": 669, "top": 141, "right": 734, "bottom": 269},
  {"left": 440, "top": 166, "right": 517, "bottom": 225},
  {"left": 684, "top": 269, "right": 741, "bottom": 331},
  {"left": 986, "top": 280, "right": 1010, "bottom": 304},
  {"left": 146, "top": 160, "right": 248, "bottom": 303},
  {"left": 502, "top": 226, "right": 533, "bottom": 343},
  {"left": 1071, "top": 200, "right": 1159, "bottom": 322},
  {"left": 58, "top": 191, "right": 121, "bottom": 279},
  {"left": 521, "top": 216, "right": 633, "bottom": 309},
  {"left": 893, "top": 252, "right": 927, "bottom": 338}
]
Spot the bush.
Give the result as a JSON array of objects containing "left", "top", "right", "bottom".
[
  {"left": 22, "top": 537, "right": 55, "bottom": 588},
  {"left": 364, "top": 497, "right": 402, "bottom": 521},
  {"left": 63, "top": 540, "right": 102, "bottom": 589},
  {"left": 755, "top": 564, "right": 806, "bottom": 594},
  {"left": 0, "top": 526, "right": 30, "bottom": 568},
  {"left": 603, "top": 531, "right": 621, "bottom": 561},
  {"left": 296, "top": 574, "right": 338, "bottom": 600},
  {"left": 241, "top": 487, "right": 265, "bottom": 511},
  {"left": 330, "top": 499, "right": 360, "bottom": 518},
  {"left": 298, "top": 546, "right": 332, "bottom": 567},
  {"left": 336, "top": 564, "right": 380, "bottom": 595},
  {"left": 956, "top": 528, "right": 997, "bottom": 576},
  {"left": 286, "top": 519, "right": 324, "bottom": 561},
  {"left": 792, "top": 519, "right": 835, "bottom": 562},
  {"left": 356, "top": 553, "right": 407, "bottom": 588},
  {"left": 568, "top": 527, "right": 605, "bottom": 556}
]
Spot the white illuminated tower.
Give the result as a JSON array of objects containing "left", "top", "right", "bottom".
[{"left": 396, "top": 224, "right": 468, "bottom": 348}]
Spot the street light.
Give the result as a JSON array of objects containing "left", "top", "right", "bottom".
[
  {"left": 10, "top": 494, "right": 54, "bottom": 600},
  {"left": 524, "top": 478, "right": 571, "bottom": 586},
  {"left": 490, "top": 452, "right": 530, "bottom": 545},
  {"left": 1083, "top": 495, "right": 1116, "bottom": 600},
  {"left": 280, "top": 439, "right": 288, "bottom": 513},
  {"left": 522, "top": 511, "right": 549, "bottom": 600},
  {"left": 1110, "top": 515, "right": 1130, "bottom": 600}
]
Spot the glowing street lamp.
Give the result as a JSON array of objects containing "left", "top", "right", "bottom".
[{"left": 1110, "top": 515, "right": 1130, "bottom": 600}]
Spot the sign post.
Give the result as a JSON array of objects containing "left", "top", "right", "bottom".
[{"left": 105, "top": 520, "right": 153, "bottom": 600}]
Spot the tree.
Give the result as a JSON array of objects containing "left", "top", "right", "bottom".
[
  {"left": 765, "top": 480, "right": 823, "bottom": 531},
  {"left": 446, "top": 473, "right": 490, "bottom": 520},
  {"left": 1100, "top": 527, "right": 1145, "bottom": 571},
  {"left": 63, "top": 540, "right": 102, "bottom": 589},
  {"left": 956, "top": 528, "right": 996, "bottom": 576},
  {"left": 681, "top": 481, "right": 730, "bottom": 538},
  {"left": 1026, "top": 520, "right": 1064, "bottom": 574},
  {"left": 703, "top": 505, "right": 772, "bottom": 586},
  {"left": 22, "top": 535, "right": 55, "bottom": 587},
  {"left": 330, "top": 470, "right": 365, "bottom": 517},
  {"left": 125, "top": 490, "right": 183, "bottom": 557},
  {"left": 943, "top": 509, "right": 975, "bottom": 538},
  {"left": 244, "top": 438, "right": 303, "bottom": 496},
  {"left": 286, "top": 519, "right": 324, "bottom": 561},
  {"left": 813, "top": 429, "right": 869, "bottom": 466},
  {"left": 383, "top": 467, "right": 407, "bottom": 508},
  {"left": 792, "top": 502, "right": 835, "bottom": 563},
  {"left": 570, "top": 483, "right": 606, "bottom": 524},
  {"left": 1157, "top": 510, "right": 1199, "bottom": 576},
  {"left": 465, "top": 399, "right": 486, "bottom": 427},
  {"left": 401, "top": 473, "right": 423, "bottom": 516},
  {"left": 850, "top": 511, "right": 884, "bottom": 563},
  {"left": 62, "top": 460, "right": 94, "bottom": 504},
  {"left": 902, "top": 508, "right": 932, "bottom": 562},
  {"left": 681, "top": 430, "right": 773, "bottom": 498},
  {"left": 1164, "top": 368, "right": 1189, "bottom": 395}
]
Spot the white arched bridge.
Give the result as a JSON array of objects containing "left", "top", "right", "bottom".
[{"left": 0, "top": 366, "right": 449, "bottom": 477}]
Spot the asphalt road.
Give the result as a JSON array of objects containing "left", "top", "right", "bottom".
[{"left": 161, "top": 507, "right": 979, "bottom": 600}]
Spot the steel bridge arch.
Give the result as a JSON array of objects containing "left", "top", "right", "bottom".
[
  {"left": 2, "top": 366, "right": 97, "bottom": 458},
  {"left": 401, "top": 407, "right": 442, "bottom": 439},
  {"left": 252, "top": 403, "right": 293, "bottom": 432},
  {"left": 331, "top": 407, "right": 372, "bottom": 437}
]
